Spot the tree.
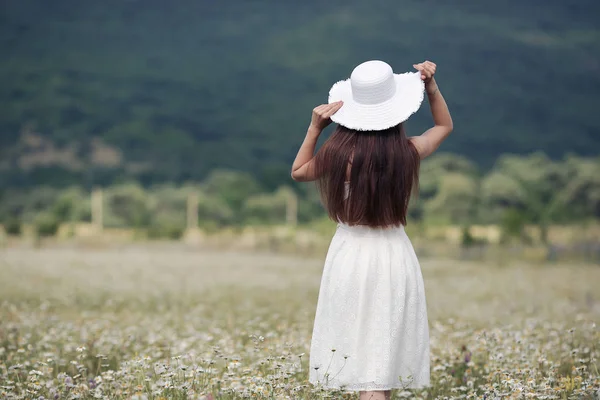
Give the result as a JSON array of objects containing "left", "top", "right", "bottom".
[
  {"left": 2, "top": 0, "right": 599, "bottom": 190},
  {"left": 22, "top": 186, "right": 60, "bottom": 223},
  {"left": 197, "top": 192, "right": 235, "bottom": 228},
  {"left": 418, "top": 153, "right": 480, "bottom": 224},
  {"left": 556, "top": 156, "right": 600, "bottom": 220},
  {"left": 419, "top": 153, "right": 479, "bottom": 201},
  {"left": 51, "top": 187, "right": 88, "bottom": 223},
  {"left": 202, "top": 170, "right": 263, "bottom": 214},
  {"left": 297, "top": 183, "right": 325, "bottom": 223},
  {"left": 105, "top": 183, "right": 152, "bottom": 228},
  {"left": 145, "top": 183, "right": 189, "bottom": 238},
  {"left": 481, "top": 153, "right": 566, "bottom": 243},
  {"left": 480, "top": 171, "right": 526, "bottom": 222},
  {"left": 34, "top": 212, "right": 60, "bottom": 237},
  {"left": 423, "top": 172, "right": 479, "bottom": 224},
  {"left": 242, "top": 191, "right": 287, "bottom": 225}
]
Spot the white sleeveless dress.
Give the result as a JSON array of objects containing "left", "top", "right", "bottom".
[{"left": 309, "top": 183, "right": 430, "bottom": 391}]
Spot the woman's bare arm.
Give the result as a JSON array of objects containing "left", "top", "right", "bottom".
[
  {"left": 291, "top": 102, "right": 343, "bottom": 182},
  {"left": 291, "top": 125, "right": 321, "bottom": 182},
  {"left": 409, "top": 62, "right": 453, "bottom": 159}
]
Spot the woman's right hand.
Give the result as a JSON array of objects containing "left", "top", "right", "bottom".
[
  {"left": 310, "top": 101, "right": 344, "bottom": 131},
  {"left": 413, "top": 60, "right": 436, "bottom": 84},
  {"left": 409, "top": 60, "right": 453, "bottom": 160}
]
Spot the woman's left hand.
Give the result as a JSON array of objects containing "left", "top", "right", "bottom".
[
  {"left": 310, "top": 101, "right": 344, "bottom": 131},
  {"left": 413, "top": 61, "right": 436, "bottom": 84}
]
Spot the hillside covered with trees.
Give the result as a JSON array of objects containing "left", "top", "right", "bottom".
[{"left": 1, "top": 0, "right": 599, "bottom": 189}]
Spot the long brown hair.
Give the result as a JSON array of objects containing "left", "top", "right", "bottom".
[{"left": 313, "top": 123, "right": 419, "bottom": 228}]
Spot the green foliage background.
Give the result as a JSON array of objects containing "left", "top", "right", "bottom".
[
  {"left": 1, "top": 0, "right": 599, "bottom": 190},
  {"left": 2, "top": 154, "right": 599, "bottom": 242}
]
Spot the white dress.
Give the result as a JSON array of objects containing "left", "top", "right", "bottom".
[{"left": 309, "top": 184, "right": 430, "bottom": 391}]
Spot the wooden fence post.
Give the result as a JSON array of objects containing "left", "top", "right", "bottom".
[
  {"left": 187, "top": 193, "right": 199, "bottom": 229},
  {"left": 285, "top": 190, "right": 298, "bottom": 227},
  {"left": 91, "top": 187, "right": 104, "bottom": 232}
]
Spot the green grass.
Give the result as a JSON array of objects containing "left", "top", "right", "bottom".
[{"left": 0, "top": 246, "right": 599, "bottom": 399}]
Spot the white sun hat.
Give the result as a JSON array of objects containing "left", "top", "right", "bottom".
[{"left": 328, "top": 60, "right": 425, "bottom": 131}]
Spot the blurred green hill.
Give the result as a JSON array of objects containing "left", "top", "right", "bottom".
[{"left": 1, "top": 0, "right": 599, "bottom": 188}]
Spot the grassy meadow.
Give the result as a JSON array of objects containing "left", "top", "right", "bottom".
[{"left": 0, "top": 245, "right": 599, "bottom": 399}]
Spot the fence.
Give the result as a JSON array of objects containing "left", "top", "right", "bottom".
[{"left": 89, "top": 187, "right": 299, "bottom": 233}]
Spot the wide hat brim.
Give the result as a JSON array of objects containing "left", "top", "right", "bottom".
[{"left": 328, "top": 71, "right": 425, "bottom": 131}]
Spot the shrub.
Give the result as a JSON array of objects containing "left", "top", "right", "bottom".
[
  {"left": 461, "top": 225, "right": 476, "bottom": 248},
  {"left": 105, "top": 184, "right": 151, "bottom": 228},
  {"left": 4, "top": 218, "right": 22, "bottom": 236},
  {"left": 500, "top": 208, "right": 527, "bottom": 244},
  {"left": 34, "top": 213, "right": 60, "bottom": 237},
  {"left": 147, "top": 223, "right": 185, "bottom": 240},
  {"left": 51, "top": 188, "right": 87, "bottom": 222}
]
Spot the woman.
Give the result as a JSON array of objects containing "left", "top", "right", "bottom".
[{"left": 291, "top": 60, "right": 453, "bottom": 400}]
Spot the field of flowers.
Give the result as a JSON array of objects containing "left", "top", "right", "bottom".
[{"left": 1, "top": 245, "right": 599, "bottom": 399}]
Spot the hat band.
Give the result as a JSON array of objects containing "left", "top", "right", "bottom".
[{"left": 351, "top": 74, "right": 396, "bottom": 105}]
